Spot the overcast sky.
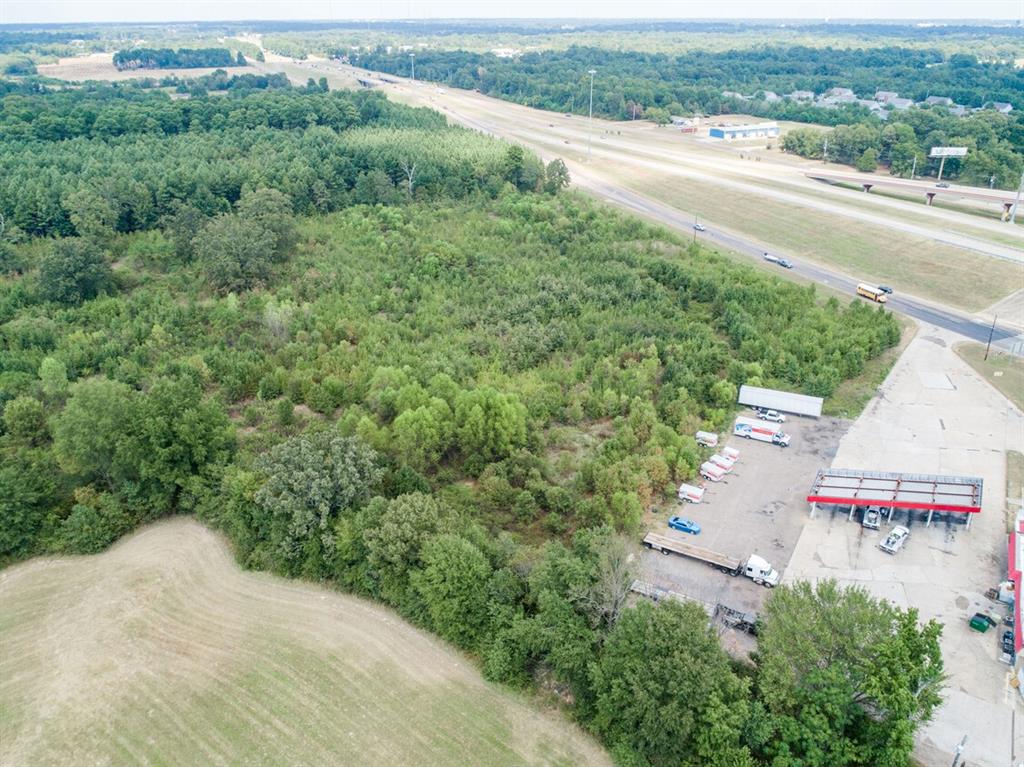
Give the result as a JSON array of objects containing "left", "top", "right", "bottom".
[{"left": 2, "top": 0, "right": 1021, "bottom": 24}]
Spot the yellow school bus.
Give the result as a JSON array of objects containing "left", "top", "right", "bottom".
[{"left": 856, "top": 283, "right": 888, "bottom": 303}]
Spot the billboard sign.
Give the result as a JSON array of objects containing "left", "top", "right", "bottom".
[{"left": 929, "top": 146, "right": 968, "bottom": 158}]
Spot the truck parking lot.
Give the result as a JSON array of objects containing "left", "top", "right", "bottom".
[{"left": 640, "top": 413, "right": 850, "bottom": 618}]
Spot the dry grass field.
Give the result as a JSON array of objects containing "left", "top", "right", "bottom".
[
  {"left": 0, "top": 518, "right": 610, "bottom": 767},
  {"left": 37, "top": 52, "right": 250, "bottom": 82}
]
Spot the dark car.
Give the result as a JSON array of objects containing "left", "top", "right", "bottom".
[
  {"left": 878, "top": 285, "right": 894, "bottom": 294},
  {"left": 777, "top": 259, "right": 794, "bottom": 269}
]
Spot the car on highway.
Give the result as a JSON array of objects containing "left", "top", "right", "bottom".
[
  {"left": 936, "top": 182, "right": 950, "bottom": 188},
  {"left": 879, "top": 525, "right": 910, "bottom": 554},
  {"left": 668, "top": 516, "right": 701, "bottom": 535},
  {"left": 693, "top": 223, "right": 706, "bottom": 232},
  {"left": 777, "top": 259, "right": 794, "bottom": 269},
  {"left": 878, "top": 285, "right": 893, "bottom": 294},
  {"left": 758, "top": 409, "right": 786, "bottom": 423}
]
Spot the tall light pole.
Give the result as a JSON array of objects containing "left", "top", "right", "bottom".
[
  {"left": 910, "top": 154, "right": 917, "bottom": 180},
  {"left": 587, "top": 69, "right": 596, "bottom": 159},
  {"left": 409, "top": 53, "right": 415, "bottom": 82}
]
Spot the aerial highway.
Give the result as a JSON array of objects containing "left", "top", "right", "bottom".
[{"left": 262, "top": 58, "right": 1023, "bottom": 355}]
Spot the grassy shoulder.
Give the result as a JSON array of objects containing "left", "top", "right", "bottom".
[
  {"left": 1008, "top": 451, "right": 1024, "bottom": 533},
  {"left": 954, "top": 341, "right": 1024, "bottom": 412},
  {"left": 825, "top": 315, "right": 917, "bottom": 418},
  {"left": 617, "top": 170, "right": 1022, "bottom": 313}
]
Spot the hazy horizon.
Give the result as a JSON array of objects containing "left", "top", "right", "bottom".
[{"left": 2, "top": 0, "right": 1021, "bottom": 25}]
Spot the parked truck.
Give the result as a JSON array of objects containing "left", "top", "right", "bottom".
[
  {"left": 642, "top": 532, "right": 780, "bottom": 587},
  {"left": 733, "top": 416, "right": 790, "bottom": 447}
]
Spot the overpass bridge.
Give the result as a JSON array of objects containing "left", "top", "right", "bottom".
[{"left": 805, "top": 170, "right": 1020, "bottom": 220}]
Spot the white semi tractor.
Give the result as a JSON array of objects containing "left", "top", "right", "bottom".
[
  {"left": 642, "top": 532, "right": 781, "bottom": 587},
  {"left": 733, "top": 416, "right": 790, "bottom": 448}
]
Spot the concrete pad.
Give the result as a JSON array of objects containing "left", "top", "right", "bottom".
[{"left": 784, "top": 325, "right": 1024, "bottom": 766}]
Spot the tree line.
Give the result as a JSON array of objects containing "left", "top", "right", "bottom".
[
  {"left": 0, "top": 79, "right": 937, "bottom": 766},
  {"left": 113, "top": 47, "right": 243, "bottom": 70}
]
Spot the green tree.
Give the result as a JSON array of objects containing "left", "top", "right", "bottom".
[
  {"left": 502, "top": 144, "right": 526, "bottom": 188},
  {"left": 753, "top": 579, "right": 945, "bottom": 767},
  {"left": 0, "top": 447, "right": 62, "bottom": 559},
  {"left": 454, "top": 387, "right": 528, "bottom": 464},
  {"left": 590, "top": 600, "right": 753, "bottom": 767},
  {"left": 362, "top": 492, "right": 453, "bottom": 605},
  {"left": 2, "top": 396, "right": 47, "bottom": 444},
  {"left": 254, "top": 432, "right": 381, "bottom": 572},
  {"left": 412, "top": 533, "right": 492, "bottom": 649},
  {"left": 856, "top": 147, "right": 880, "bottom": 172},
  {"left": 38, "top": 356, "right": 69, "bottom": 399},
  {"left": 52, "top": 377, "right": 136, "bottom": 487},
  {"left": 38, "top": 237, "right": 112, "bottom": 305},
  {"left": 193, "top": 214, "right": 276, "bottom": 293},
  {"left": 544, "top": 159, "right": 571, "bottom": 193},
  {"left": 391, "top": 399, "right": 453, "bottom": 471},
  {"left": 236, "top": 187, "right": 297, "bottom": 258}
]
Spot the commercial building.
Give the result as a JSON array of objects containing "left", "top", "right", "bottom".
[
  {"left": 708, "top": 122, "right": 780, "bottom": 140},
  {"left": 737, "top": 385, "right": 823, "bottom": 418}
]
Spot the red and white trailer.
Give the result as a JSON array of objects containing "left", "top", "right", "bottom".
[
  {"left": 710, "top": 453, "right": 735, "bottom": 472},
  {"left": 722, "top": 446, "right": 740, "bottom": 461},
  {"left": 677, "top": 483, "right": 706, "bottom": 504},
  {"left": 695, "top": 431, "right": 718, "bottom": 448},
  {"left": 700, "top": 461, "right": 727, "bottom": 482}
]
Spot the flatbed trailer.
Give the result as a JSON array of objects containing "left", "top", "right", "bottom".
[{"left": 642, "top": 532, "right": 743, "bottom": 574}]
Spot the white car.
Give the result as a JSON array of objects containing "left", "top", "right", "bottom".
[
  {"left": 879, "top": 525, "right": 909, "bottom": 554},
  {"left": 862, "top": 506, "right": 881, "bottom": 530},
  {"left": 693, "top": 223, "right": 706, "bottom": 232},
  {"left": 759, "top": 409, "right": 786, "bottom": 423}
]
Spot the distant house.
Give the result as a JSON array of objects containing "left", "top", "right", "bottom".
[
  {"left": 992, "top": 102, "right": 1014, "bottom": 114},
  {"left": 761, "top": 90, "right": 781, "bottom": 102},
  {"left": 875, "top": 90, "right": 899, "bottom": 103},
  {"left": 857, "top": 99, "right": 886, "bottom": 113},
  {"left": 786, "top": 90, "right": 815, "bottom": 101},
  {"left": 827, "top": 87, "right": 855, "bottom": 98},
  {"left": 950, "top": 105, "right": 969, "bottom": 117},
  {"left": 722, "top": 90, "right": 748, "bottom": 101},
  {"left": 889, "top": 98, "right": 914, "bottom": 110},
  {"left": 925, "top": 96, "right": 954, "bottom": 106}
]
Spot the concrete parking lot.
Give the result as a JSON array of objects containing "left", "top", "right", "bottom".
[
  {"left": 784, "top": 327, "right": 1024, "bottom": 767},
  {"left": 640, "top": 414, "right": 850, "bottom": 617}
]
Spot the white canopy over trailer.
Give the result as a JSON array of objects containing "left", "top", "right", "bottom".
[{"left": 738, "top": 385, "right": 823, "bottom": 418}]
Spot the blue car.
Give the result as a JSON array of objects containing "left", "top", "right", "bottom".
[{"left": 668, "top": 516, "right": 701, "bottom": 535}]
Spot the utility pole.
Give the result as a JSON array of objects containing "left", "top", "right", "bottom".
[
  {"left": 936, "top": 155, "right": 947, "bottom": 182},
  {"left": 822, "top": 137, "right": 828, "bottom": 162},
  {"left": 1010, "top": 167, "right": 1024, "bottom": 225},
  {"left": 409, "top": 53, "right": 415, "bottom": 82},
  {"left": 984, "top": 315, "right": 999, "bottom": 360},
  {"left": 910, "top": 155, "right": 917, "bottom": 180},
  {"left": 587, "top": 69, "right": 597, "bottom": 159}
]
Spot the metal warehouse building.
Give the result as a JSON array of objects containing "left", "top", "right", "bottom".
[
  {"left": 708, "top": 122, "right": 780, "bottom": 140},
  {"left": 738, "top": 385, "right": 823, "bottom": 417}
]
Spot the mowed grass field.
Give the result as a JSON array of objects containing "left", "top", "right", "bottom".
[
  {"left": 0, "top": 518, "right": 610, "bottom": 767},
  {"left": 618, "top": 170, "right": 1023, "bottom": 313}
]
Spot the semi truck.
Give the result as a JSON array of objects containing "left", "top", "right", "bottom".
[
  {"left": 642, "top": 532, "right": 780, "bottom": 587},
  {"left": 733, "top": 416, "right": 790, "bottom": 447}
]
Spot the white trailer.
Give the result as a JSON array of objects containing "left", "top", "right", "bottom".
[
  {"left": 733, "top": 416, "right": 790, "bottom": 447},
  {"left": 710, "top": 453, "right": 735, "bottom": 472},
  {"left": 721, "top": 446, "right": 740, "bottom": 461},
  {"left": 642, "top": 533, "right": 780, "bottom": 586},
  {"left": 700, "top": 461, "right": 726, "bottom": 482},
  {"left": 677, "top": 483, "right": 706, "bottom": 504},
  {"left": 695, "top": 431, "right": 718, "bottom": 448}
]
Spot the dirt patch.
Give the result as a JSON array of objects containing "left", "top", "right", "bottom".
[
  {"left": 0, "top": 518, "right": 610, "bottom": 767},
  {"left": 37, "top": 52, "right": 250, "bottom": 83}
]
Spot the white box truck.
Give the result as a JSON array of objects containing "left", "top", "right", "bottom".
[
  {"left": 700, "top": 461, "right": 726, "bottom": 482},
  {"left": 642, "top": 533, "right": 780, "bottom": 587},
  {"left": 733, "top": 416, "right": 790, "bottom": 447},
  {"left": 677, "top": 483, "right": 706, "bottom": 504}
]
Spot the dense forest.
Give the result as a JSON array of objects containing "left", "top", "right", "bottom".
[
  {"left": 0, "top": 80, "right": 942, "bottom": 766},
  {"left": 113, "top": 47, "right": 243, "bottom": 70}
]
